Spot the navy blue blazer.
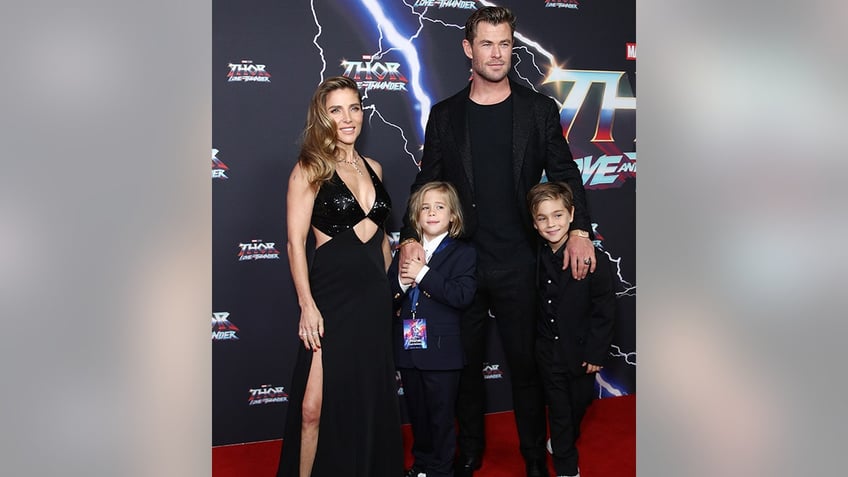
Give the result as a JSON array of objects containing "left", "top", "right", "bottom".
[
  {"left": 539, "top": 245, "right": 617, "bottom": 375},
  {"left": 389, "top": 238, "right": 476, "bottom": 371}
]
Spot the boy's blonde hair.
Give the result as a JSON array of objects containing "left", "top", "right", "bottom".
[
  {"left": 526, "top": 181, "right": 574, "bottom": 216},
  {"left": 408, "top": 181, "right": 464, "bottom": 238}
]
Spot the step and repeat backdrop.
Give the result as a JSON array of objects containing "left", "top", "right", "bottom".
[{"left": 213, "top": 0, "right": 635, "bottom": 446}]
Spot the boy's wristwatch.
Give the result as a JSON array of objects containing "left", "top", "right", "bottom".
[{"left": 569, "top": 229, "right": 590, "bottom": 238}]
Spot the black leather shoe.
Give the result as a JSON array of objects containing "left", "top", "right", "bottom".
[
  {"left": 455, "top": 454, "right": 482, "bottom": 477},
  {"left": 525, "top": 459, "right": 551, "bottom": 477},
  {"left": 404, "top": 467, "right": 426, "bottom": 477},
  {"left": 455, "top": 463, "right": 475, "bottom": 477}
]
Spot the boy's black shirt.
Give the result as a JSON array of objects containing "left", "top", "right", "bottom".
[
  {"left": 538, "top": 241, "right": 565, "bottom": 340},
  {"left": 535, "top": 239, "right": 617, "bottom": 371}
]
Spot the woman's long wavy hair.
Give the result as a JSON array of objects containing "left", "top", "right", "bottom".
[{"left": 298, "top": 76, "right": 363, "bottom": 185}]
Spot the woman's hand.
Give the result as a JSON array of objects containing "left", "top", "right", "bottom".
[{"left": 298, "top": 304, "right": 324, "bottom": 350}]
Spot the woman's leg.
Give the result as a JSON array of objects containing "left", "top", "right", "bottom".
[{"left": 300, "top": 349, "right": 323, "bottom": 477}]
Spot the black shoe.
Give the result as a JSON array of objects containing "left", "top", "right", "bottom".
[
  {"left": 404, "top": 467, "right": 426, "bottom": 477},
  {"left": 455, "top": 454, "right": 482, "bottom": 477},
  {"left": 455, "top": 464, "right": 474, "bottom": 477},
  {"left": 526, "top": 459, "right": 551, "bottom": 477}
]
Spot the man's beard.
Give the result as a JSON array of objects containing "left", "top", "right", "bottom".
[{"left": 472, "top": 60, "right": 510, "bottom": 83}]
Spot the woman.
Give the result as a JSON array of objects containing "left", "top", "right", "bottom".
[{"left": 277, "top": 76, "right": 403, "bottom": 477}]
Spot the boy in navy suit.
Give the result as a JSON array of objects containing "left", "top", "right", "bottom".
[
  {"left": 526, "top": 182, "right": 616, "bottom": 477},
  {"left": 389, "top": 182, "right": 477, "bottom": 477}
]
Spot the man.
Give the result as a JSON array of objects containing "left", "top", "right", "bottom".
[{"left": 398, "top": 6, "right": 596, "bottom": 477}]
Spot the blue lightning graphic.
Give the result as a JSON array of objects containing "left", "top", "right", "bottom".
[
  {"left": 310, "top": 2, "right": 430, "bottom": 167},
  {"left": 603, "top": 345, "right": 637, "bottom": 397},
  {"left": 360, "top": 0, "right": 432, "bottom": 138},
  {"left": 596, "top": 372, "right": 626, "bottom": 398}
]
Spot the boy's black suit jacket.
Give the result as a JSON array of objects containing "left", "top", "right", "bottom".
[
  {"left": 540, "top": 245, "right": 617, "bottom": 375},
  {"left": 389, "top": 238, "right": 476, "bottom": 371}
]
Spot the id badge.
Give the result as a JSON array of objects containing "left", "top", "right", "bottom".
[{"left": 403, "top": 318, "right": 428, "bottom": 349}]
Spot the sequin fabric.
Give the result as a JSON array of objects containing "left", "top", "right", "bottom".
[{"left": 311, "top": 159, "right": 391, "bottom": 237}]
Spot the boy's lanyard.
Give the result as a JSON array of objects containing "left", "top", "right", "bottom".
[{"left": 408, "top": 237, "right": 452, "bottom": 317}]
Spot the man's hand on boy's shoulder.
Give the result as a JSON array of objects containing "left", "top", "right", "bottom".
[
  {"left": 399, "top": 238, "right": 425, "bottom": 264},
  {"left": 563, "top": 231, "right": 596, "bottom": 280}
]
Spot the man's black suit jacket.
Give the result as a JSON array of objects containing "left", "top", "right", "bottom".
[{"left": 401, "top": 80, "right": 591, "bottom": 243}]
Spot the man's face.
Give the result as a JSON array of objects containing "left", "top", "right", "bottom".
[{"left": 463, "top": 22, "right": 513, "bottom": 84}]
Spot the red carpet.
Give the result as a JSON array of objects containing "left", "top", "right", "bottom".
[{"left": 213, "top": 394, "right": 635, "bottom": 476}]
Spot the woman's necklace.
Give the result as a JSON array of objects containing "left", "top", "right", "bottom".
[{"left": 339, "top": 152, "right": 363, "bottom": 176}]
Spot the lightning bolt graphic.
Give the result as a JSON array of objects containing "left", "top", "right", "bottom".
[
  {"left": 364, "top": 104, "right": 418, "bottom": 165},
  {"left": 308, "top": 0, "right": 327, "bottom": 83},
  {"left": 402, "top": 0, "right": 466, "bottom": 29},
  {"left": 510, "top": 34, "right": 562, "bottom": 103},
  {"left": 512, "top": 46, "right": 546, "bottom": 78},
  {"left": 359, "top": 0, "right": 432, "bottom": 138},
  {"left": 609, "top": 344, "right": 637, "bottom": 366},
  {"left": 595, "top": 372, "right": 626, "bottom": 398},
  {"left": 601, "top": 249, "right": 636, "bottom": 297},
  {"left": 511, "top": 45, "right": 552, "bottom": 94},
  {"left": 617, "top": 285, "right": 637, "bottom": 298},
  {"left": 590, "top": 222, "right": 634, "bottom": 296},
  {"left": 309, "top": 2, "right": 430, "bottom": 168}
]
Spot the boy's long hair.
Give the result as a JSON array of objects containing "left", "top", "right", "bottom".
[
  {"left": 408, "top": 181, "right": 464, "bottom": 238},
  {"left": 526, "top": 181, "right": 574, "bottom": 216},
  {"left": 298, "top": 76, "right": 362, "bottom": 185}
]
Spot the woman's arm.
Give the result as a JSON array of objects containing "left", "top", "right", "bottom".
[
  {"left": 286, "top": 162, "right": 323, "bottom": 350},
  {"left": 382, "top": 233, "right": 392, "bottom": 272}
]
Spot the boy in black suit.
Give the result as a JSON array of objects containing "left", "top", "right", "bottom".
[
  {"left": 390, "top": 182, "right": 477, "bottom": 477},
  {"left": 526, "top": 182, "right": 616, "bottom": 477}
]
